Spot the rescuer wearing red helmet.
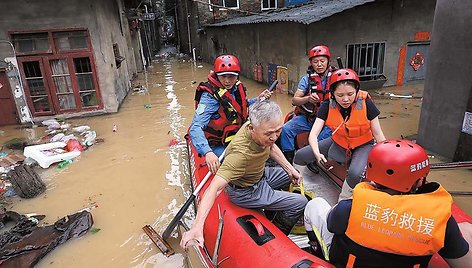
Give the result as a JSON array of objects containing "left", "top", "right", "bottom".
[
  {"left": 294, "top": 68, "right": 386, "bottom": 200},
  {"left": 278, "top": 45, "right": 336, "bottom": 164},
  {"left": 189, "top": 55, "right": 272, "bottom": 174},
  {"left": 302, "top": 140, "right": 472, "bottom": 267}
]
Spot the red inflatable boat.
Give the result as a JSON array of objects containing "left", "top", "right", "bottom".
[{"left": 185, "top": 136, "right": 331, "bottom": 268}]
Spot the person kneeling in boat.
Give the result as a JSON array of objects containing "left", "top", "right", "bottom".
[
  {"left": 293, "top": 68, "right": 386, "bottom": 201},
  {"left": 181, "top": 100, "right": 307, "bottom": 250},
  {"left": 303, "top": 140, "right": 472, "bottom": 267},
  {"left": 189, "top": 54, "right": 272, "bottom": 174}
]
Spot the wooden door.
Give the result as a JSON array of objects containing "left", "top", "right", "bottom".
[{"left": 0, "top": 71, "right": 18, "bottom": 126}]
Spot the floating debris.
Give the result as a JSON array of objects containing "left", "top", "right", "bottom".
[{"left": 389, "top": 93, "right": 412, "bottom": 99}]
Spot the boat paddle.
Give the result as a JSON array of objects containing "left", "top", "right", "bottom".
[
  {"left": 430, "top": 160, "right": 472, "bottom": 170},
  {"left": 164, "top": 150, "right": 226, "bottom": 235},
  {"left": 336, "top": 57, "right": 344, "bottom": 69},
  {"left": 260, "top": 80, "right": 278, "bottom": 102},
  {"left": 430, "top": 161, "right": 472, "bottom": 196},
  {"left": 144, "top": 150, "right": 226, "bottom": 257}
]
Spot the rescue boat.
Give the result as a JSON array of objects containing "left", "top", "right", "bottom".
[
  {"left": 184, "top": 136, "right": 330, "bottom": 268},
  {"left": 184, "top": 136, "right": 472, "bottom": 268}
]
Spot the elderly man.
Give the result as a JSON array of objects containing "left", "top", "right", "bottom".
[{"left": 181, "top": 100, "right": 307, "bottom": 250}]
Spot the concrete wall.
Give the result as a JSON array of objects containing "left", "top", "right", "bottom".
[
  {"left": 198, "top": 22, "right": 304, "bottom": 92},
  {"left": 192, "top": 0, "right": 435, "bottom": 92},
  {"left": 417, "top": 0, "right": 472, "bottom": 159},
  {"left": 305, "top": 0, "right": 436, "bottom": 87},
  {"left": 0, "top": 0, "right": 139, "bottom": 116}
]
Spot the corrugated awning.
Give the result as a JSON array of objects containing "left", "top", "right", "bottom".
[{"left": 206, "top": 0, "right": 376, "bottom": 27}]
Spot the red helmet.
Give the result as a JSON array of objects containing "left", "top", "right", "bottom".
[
  {"left": 366, "top": 139, "right": 430, "bottom": 193},
  {"left": 214, "top": 55, "right": 240, "bottom": 76},
  {"left": 329, "top": 68, "right": 360, "bottom": 92},
  {"left": 308, "top": 45, "right": 331, "bottom": 60}
]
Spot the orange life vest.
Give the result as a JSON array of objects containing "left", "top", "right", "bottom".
[
  {"left": 195, "top": 73, "right": 248, "bottom": 147},
  {"left": 345, "top": 182, "right": 451, "bottom": 257},
  {"left": 295, "top": 66, "right": 336, "bottom": 119},
  {"left": 325, "top": 90, "right": 373, "bottom": 150}
]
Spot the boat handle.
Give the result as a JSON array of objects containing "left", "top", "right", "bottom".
[{"left": 246, "top": 218, "right": 265, "bottom": 236}]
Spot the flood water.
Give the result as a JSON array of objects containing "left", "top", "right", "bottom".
[{"left": 1, "top": 51, "right": 471, "bottom": 267}]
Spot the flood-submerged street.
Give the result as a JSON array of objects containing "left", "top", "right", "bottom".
[{"left": 1, "top": 52, "right": 471, "bottom": 267}]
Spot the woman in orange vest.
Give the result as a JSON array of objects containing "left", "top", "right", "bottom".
[
  {"left": 293, "top": 68, "right": 386, "bottom": 200},
  {"left": 303, "top": 140, "right": 471, "bottom": 267}
]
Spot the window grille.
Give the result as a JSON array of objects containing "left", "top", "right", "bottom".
[
  {"left": 346, "top": 42, "right": 386, "bottom": 80},
  {"left": 53, "top": 31, "right": 88, "bottom": 52},
  {"left": 74, "top": 57, "right": 98, "bottom": 107},
  {"left": 22, "top": 61, "right": 51, "bottom": 112},
  {"left": 12, "top": 33, "right": 50, "bottom": 54}
]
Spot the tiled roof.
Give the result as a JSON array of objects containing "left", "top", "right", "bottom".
[{"left": 207, "top": 0, "right": 376, "bottom": 26}]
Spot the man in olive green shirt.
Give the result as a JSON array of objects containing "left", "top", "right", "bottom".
[{"left": 181, "top": 100, "right": 308, "bottom": 250}]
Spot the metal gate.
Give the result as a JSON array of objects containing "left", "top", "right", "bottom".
[{"left": 404, "top": 41, "right": 430, "bottom": 84}]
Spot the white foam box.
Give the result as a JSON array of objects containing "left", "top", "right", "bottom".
[{"left": 23, "top": 142, "right": 81, "bottom": 168}]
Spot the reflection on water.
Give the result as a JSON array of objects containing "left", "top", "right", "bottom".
[{"left": 0, "top": 53, "right": 470, "bottom": 268}]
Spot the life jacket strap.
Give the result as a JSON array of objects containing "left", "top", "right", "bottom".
[{"left": 346, "top": 254, "right": 356, "bottom": 268}]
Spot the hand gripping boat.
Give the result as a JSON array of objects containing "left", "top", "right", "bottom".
[{"left": 184, "top": 136, "right": 331, "bottom": 268}]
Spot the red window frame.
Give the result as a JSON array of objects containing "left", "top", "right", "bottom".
[
  {"left": 11, "top": 29, "right": 102, "bottom": 116},
  {"left": 17, "top": 56, "right": 55, "bottom": 116}
]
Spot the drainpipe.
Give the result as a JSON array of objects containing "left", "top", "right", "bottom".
[
  {"left": 0, "top": 40, "right": 35, "bottom": 126},
  {"left": 174, "top": 3, "right": 180, "bottom": 52},
  {"left": 192, "top": 47, "right": 197, "bottom": 65},
  {"left": 185, "top": 0, "right": 192, "bottom": 54},
  {"left": 137, "top": 28, "right": 147, "bottom": 69}
]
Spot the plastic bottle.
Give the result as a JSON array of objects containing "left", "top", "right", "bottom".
[
  {"left": 113, "top": 125, "right": 117, "bottom": 132},
  {"left": 57, "top": 159, "right": 73, "bottom": 169}
]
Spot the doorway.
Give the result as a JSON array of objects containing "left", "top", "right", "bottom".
[
  {"left": 0, "top": 70, "right": 18, "bottom": 126},
  {"left": 404, "top": 41, "right": 430, "bottom": 84}
]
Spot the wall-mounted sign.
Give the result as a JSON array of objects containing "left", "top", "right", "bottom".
[
  {"left": 462, "top": 111, "right": 472, "bottom": 135},
  {"left": 276, "top": 66, "right": 288, "bottom": 94}
]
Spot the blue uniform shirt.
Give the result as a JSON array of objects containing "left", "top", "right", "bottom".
[
  {"left": 297, "top": 74, "right": 328, "bottom": 95},
  {"left": 189, "top": 84, "right": 257, "bottom": 156}
]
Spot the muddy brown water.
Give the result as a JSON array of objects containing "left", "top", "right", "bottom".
[{"left": 0, "top": 56, "right": 470, "bottom": 267}]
